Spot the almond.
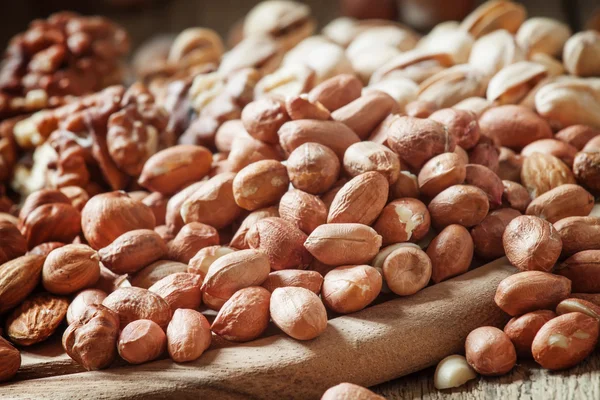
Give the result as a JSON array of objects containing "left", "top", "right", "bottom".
[
  {"left": 187, "top": 245, "right": 236, "bottom": 279},
  {"left": 526, "top": 184, "right": 594, "bottom": 223},
  {"left": 278, "top": 119, "right": 360, "bottom": 159},
  {"left": 148, "top": 272, "right": 202, "bottom": 311},
  {"left": 331, "top": 91, "right": 397, "bottom": 139},
  {"left": 429, "top": 108, "right": 480, "bottom": 150},
  {"left": 181, "top": 173, "right": 242, "bottom": 230},
  {"left": 98, "top": 229, "right": 167, "bottom": 274},
  {"left": 520, "top": 152, "right": 576, "bottom": 198},
  {"left": 471, "top": 208, "right": 521, "bottom": 260},
  {"left": 322, "top": 265, "right": 382, "bottom": 313},
  {"left": 167, "top": 309, "right": 211, "bottom": 362},
  {"left": 211, "top": 286, "right": 271, "bottom": 342},
  {"left": 308, "top": 73, "right": 363, "bottom": 111},
  {"left": 503, "top": 215, "right": 562, "bottom": 272},
  {"left": 501, "top": 180, "right": 531, "bottom": 212},
  {"left": 167, "top": 222, "right": 220, "bottom": 263},
  {"left": 131, "top": 260, "right": 188, "bottom": 289},
  {"left": 246, "top": 217, "right": 312, "bottom": 270},
  {"left": 286, "top": 142, "right": 341, "bottom": 194},
  {"left": 278, "top": 189, "right": 327, "bottom": 234},
  {"left": 504, "top": 310, "right": 556, "bottom": 358},
  {"left": 417, "top": 153, "right": 466, "bottom": 198},
  {"left": 343, "top": 141, "right": 401, "bottom": 184},
  {"left": 464, "top": 164, "right": 504, "bottom": 208},
  {"left": 261, "top": 270, "right": 323, "bottom": 294},
  {"left": 270, "top": 286, "right": 327, "bottom": 340},
  {"left": 42, "top": 244, "right": 100, "bottom": 295},
  {"left": 138, "top": 145, "right": 213, "bottom": 195},
  {"left": 428, "top": 224, "right": 473, "bottom": 283},
  {"left": 495, "top": 271, "right": 571, "bottom": 316},
  {"left": 0, "top": 221, "right": 27, "bottom": 267},
  {"left": 0, "top": 336, "right": 20, "bottom": 382},
  {"left": 532, "top": 312, "right": 599, "bottom": 370},
  {"left": 233, "top": 160, "right": 289, "bottom": 211},
  {"left": 229, "top": 206, "right": 279, "bottom": 249},
  {"left": 373, "top": 198, "right": 430, "bottom": 245},
  {"left": 102, "top": 287, "right": 172, "bottom": 329},
  {"left": 305, "top": 223, "right": 382, "bottom": 266},
  {"left": 6, "top": 293, "right": 69, "bottom": 346},
  {"left": 66, "top": 289, "right": 107, "bottom": 325},
  {"left": 241, "top": 98, "right": 290, "bottom": 144},
  {"left": 0, "top": 254, "right": 44, "bottom": 314},
  {"left": 428, "top": 184, "right": 489, "bottom": 228},
  {"left": 555, "top": 250, "right": 600, "bottom": 293},
  {"left": 328, "top": 171, "right": 389, "bottom": 225},
  {"left": 21, "top": 203, "right": 81, "bottom": 249}
]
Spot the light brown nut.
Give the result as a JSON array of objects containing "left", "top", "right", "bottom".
[
  {"left": 428, "top": 185, "right": 489, "bottom": 228},
  {"left": 6, "top": 293, "right": 68, "bottom": 346},
  {"left": 305, "top": 223, "right": 382, "bottom": 266},
  {"left": 321, "top": 179, "right": 346, "bottom": 211},
  {"left": 368, "top": 113, "right": 400, "bottom": 145},
  {"left": 464, "top": 164, "right": 503, "bottom": 208},
  {"left": 141, "top": 192, "right": 168, "bottom": 226},
  {"left": 502, "top": 215, "right": 562, "bottom": 272},
  {"left": 504, "top": 310, "right": 556, "bottom": 358},
  {"left": 573, "top": 152, "right": 600, "bottom": 196},
  {"left": 343, "top": 141, "right": 400, "bottom": 185},
  {"left": 429, "top": 108, "right": 480, "bottom": 150},
  {"left": 211, "top": 286, "right": 271, "bottom": 342},
  {"left": 66, "top": 289, "right": 107, "bottom": 325},
  {"left": 187, "top": 246, "right": 236, "bottom": 279},
  {"left": 0, "top": 213, "right": 18, "bottom": 226},
  {"left": 218, "top": 34, "right": 281, "bottom": 76},
  {"left": 478, "top": 105, "right": 553, "bottom": 150},
  {"left": 465, "top": 326, "right": 517, "bottom": 376},
  {"left": 471, "top": 208, "right": 521, "bottom": 260},
  {"left": 82, "top": 192, "right": 156, "bottom": 250},
  {"left": 98, "top": 229, "right": 167, "bottom": 274},
  {"left": 486, "top": 61, "right": 548, "bottom": 105},
  {"left": 181, "top": 173, "right": 241, "bottom": 230},
  {"left": 167, "top": 309, "right": 211, "bottom": 363},
  {"left": 383, "top": 247, "right": 431, "bottom": 296},
  {"left": 227, "top": 135, "right": 282, "bottom": 173},
  {"left": 328, "top": 172, "right": 389, "bottom": 225},
  {"left": 454, "top": 97, "right": 493, "bottom": 118},
  {"left": 433, "top": 355, "right": 477, "bottom": 390},
  {"left": 202, "top": 249, "right": 270, "bottom": 301},
  {"left": 286, "top": 142, "right": 340, "bottom": 195},
  {"left": 331, "top": 91, "right": 397, "bottom": 140},
  {"left": 554, "top": 218, "right": 600, "bottom": 258},
  {"left": 138, "top": 145, "right": 213, "bottom": 195},
  {"left": 62, "top": 304, "right": 119, "bottom": 371},
  {"left": 0, "top": 221, "right": 27, "bottom": 265},
  {"left": 373, "top": 198, "right": 430, "bottom": 246},
  {"left": 18, "top": 189, "right": 71, "bottom": 221},
  {"left": 516, "top": 17, "right": 571, "bottom": 57},
  {"left": 308, "top": 74, "right": 363, "bottom": 112},
  {"left": 246, "top": 217, "right": 312, "bottom": 270},
  {"left": 165, "top": 181, "right": 206, "bottom": 233},
  {"left": 521, "top": 139, "right": 578, "bottom": 167},
  {"left": 555, "top": 250, "right": 600, "bottom": 293},
  {"left": 42, "top": 244, "right": 100, "bottom": 295},
  {"left": 427, "top": 224, "right": 473, "bottom": 283},
  {"left": 526, "top": 184, "right": 594, "bottom": 224},
  {"left": 389, "top": 171, "right": 420, "bottom": 200},
  {"left": 417, "top": 64, "right": 488, "bottom": 109},
  {"left": 582, "top": 136, "right": 600, "bottom": 152},
  {"left": 254, "top": 63, "right": 315, "bottom": 99},
  {"left": 128, "top": 191, "right": 150, "bottom": 202},
  {"left": 21, "top": 203, "right": 81, "bottom": 250},
  {"left": 468, "top": 135, "right": 500, "bottom": 173},
  {"left": 167, "top": 222, "right": 220, "bottom": 263},
  {"left": 321, "top": 382, "right": 384, "bottom": 400},
  {"left": 230, "top": 206, "right": 279, "bottom": 249},
  {"left": 563, "top": 31, "right": 600, "bottom": 77},
  {"left": 95, "top": 264, "right": 130, "bottom": 294},
  {"left": 278, "top": 189, "right": 327, "bottom": 235},
  {"left": 102, "top": 287, "right": 172, "bottom": 329},
  {"left": 270, "top": 286, "right": 327, "bottom": 340},
  {"left": 405, "top": 100, "right": 439, "bottom": 118},
  {"left": 555, "top": 125, "right": 600, "bottom": 150},
  {"left": 556, "top": 298, "right": 600, "bottom": 321},
  {"left": 520, "top": 152, "right": 576, "bottom": 198},
  {"left": 0, "top": 254, "right": 45, "bottom": 314},
  {"left": 27, "top": 242, "right": 65, "bottom": 257},
  {"left": 241, "top": 98, "right": 290, "bottom": 144},
  {"left": 118, "top": 319, "right": 166, "bottom": 365},
  {"left": 262, "top": 270, "right": 323, "bottom": 294},
  {"left": 0, "top": 336, "right": 21, "bottom": 382},
  {"left": 498, "top": 147, "right": 523, "bottom": 182},
  {"left": 460, "top": 0, "right": 526, "bottom": 38},
  {"left": 417, "top": 153, "right": 466, "bottom": 198},
  {"left": 285, "top": 94, "right": 330, "bottom": 121},
  {"left": 214, "top": 120, "right": 249, "bottom": 153},
  {"left": 148, "top": 273, "right": 202, "bottom": 311},
  {"left": 502, "top": 180, "right": 531, "bottom": 212},
  {"left": 495, "top": 271, "right": 571, "bottom": 316},
  {"left": 278, "top": 120, "right": 360, "bottom": 160},
  {"left": 386, "top": 116, "right": 455, "bottom": 171},
  {"left": 322, "top": 265, "right": 382, "bottom": 314},
  {"left": 131, "top": 260, "right": 188, "bottom": 289},
  {"left": 532, "top": 312, "right": 599, "bottom": 370},
  {"left": 232, "top": 160, "right": 289, "bottom": 211}
]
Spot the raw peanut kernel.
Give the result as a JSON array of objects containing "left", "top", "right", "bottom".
[
  {"left": 118, "top": 319, "right": 166, "bottom": 365},
  {"left": 383, "top": 247, "right": 431, "bottom": 296},
  {"left": 526, "top": 184, "right": 594, "bottom": 223},
  {"left": 471, "top": 208, "right": 521, "bottom": 260},
  {"left": 286, "top": 142, "right": 340, "bottom": 195},
  {"left": 434, "top": 355, "right": 477, "bottom": 390},
  {"left": 278, "top": 189, "right": 327, "bottom": 235},
  {"left": 167, "top": 309, "right": 211, "bottom": 363},
  {"left": 417, "top": 152, "right": 466, "bottom": 198},
  {"left": 262, "top": 270, "right": 323, "bottom": 294},
  {"left": 555, "top": 250, "right": 600, "bottom": 293},
  {"left": 504, "top": 310, "right": 556, "bottom": 358},
  {"left": 270, "top": 286, "right": 327, "bottom": 340},
  {"left": 343, "top": 141, "right": 401, "bottom": 184},
  {"left": 233, "top": 160, "right": 289, "bottom": 211},
  {"left": 428, "top": 225, "right": 473, "bottom": 283},
  {"left": 373, "top": 198, "right": 430, "bottom": 246},
  {"left": 428, "top": 185, "right": 489, "bottom": 228},
  {"left": 465, "top": 326, "right": 516, "bottom": 376},
  {"left": 328, "top": 171, "right": 389, "bottom": 225},
  {"left": 322, "top": 265, "right": 382, "bottom": 314},
  {"left": 305, "top": 223, "right": 382, "bottom": 266}
]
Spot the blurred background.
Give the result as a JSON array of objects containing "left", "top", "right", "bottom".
[{"left": 1, "top": 0, "right": 599, "bottom": 53}]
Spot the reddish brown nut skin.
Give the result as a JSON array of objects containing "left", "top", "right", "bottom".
[
  {"left": 532, "top": 312, "right": 599, "bottom": 370},
  {"left": 427, "top": 224, "right": 473, "bottom": 283},
  {"left": 241, "top": 98, "right": 290, "bottom": 144},
  {"left": 521, "top": 139, "right": 578, "bottom": 167},
  {"left": 465, "top": 326, "right": 517, "bottom": 376},
  {"left": 308, "top": 74, "right": 363, "bottom": 112},
  {"left": 464, "top": 164, "right": 503, "bottom": 208},
  {"left": 405, "top": 100, "right": 438, "bottom": 119},
  {"left": 428, "top": 185, "right": 489, "bottom": 228},
  {"left": 573, "top": 152, "right": 600, "bottom": 195},
  {"left": 0, "top": 336, "right": 20, "bottom": 382},
  {"left": 504, "top": 310, "right": 556, "bottom": 358},
  {"left": 22, "top": 203, "right": 82, "bottom": 250},
  {"left": 102, "top": 287, "right": 172, "bottom": 329},
  {"left": 322, "top": 265, "right": 382, "bottom": 314},
  {"left": 373, "top": 198, "right": 430, "bottom": 246},
  {"left": 555, "top": 250, "right": 600, "bottom": 293},
  {"left": 278, "top": 189, "right": 327, "bottom": 235},
  {"left": 148, "top": 272, "right": 202, "bottom": 311},
  {"left": 429, "top": 108, "right": 480, "bottom": 150},
  {"left": 18, "top": 189, "right": 71, "bottom": 221},
  {"left": 230, "top": 206, "right": 279, "bottom": 249},
  {"left": 468, "top": 135, "right": 500, "bottom": 173},
  {"left": 502, "top": 215, "right": 562, "bottom": 272},
  {"left": 497, "top": 147, "right": 522, "bottom": 182},
  {"left": 383, "top": 247, "right": 431, "bottom": 296},
  {"left": 0, "top": 221, "right": 27, "bottom": 265},
  {"left": 232, "top": 160, "right": 289, "bottom": 211},
  {"left": 471, "top": 208, "right": 521, "bottom": 260},
  {"left": 261, "top": 270, "right": 323, "bottom": 294},
  {"left": 417, "top": 152, "right": 466, "bottom": 198},
  {"left": 321, "top": 383, "right": 385, "bottom": 400},
  {"left": 167, "top": 222, "right": 220, "bottom": 264},
  {"left": 286, "top": 142, "right": 340, "bottom": 195},
  {"left": 278, "top": 120, "right": 360, "bottom": 160},
  {"left": 526, "top": 184, "right": 594, "bottom": 224},
  {"left": 98, "top": 229, "right": 167, "bottom": 274},
  {"left": 167, "top": 309, "right": 211, "bottom": 363},
  {"left": 502, "top": 180, "right": 531, "bottom": 212},
  {"left": 118, "top": 319, "right": 166, "bottom": 365},
  {"left": 555, "top": 125, "right": 600, "bottom": 150},
  {"left": 331, "top": 91, "right": 397, "bottom": 140},
  {"left": 386, "top": 116, "right": 455, "bottom": 171}
]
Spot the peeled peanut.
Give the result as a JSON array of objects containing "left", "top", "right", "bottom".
[
  {"left": 270, "top": 287, "right": 327, "bottom": 340},
  {"left": 167, "top": 309, "right": 211, "bottom": 363},
  {"left": 373, "top": 198, "right": 430, "bottom": 246},
  {"left": 328, "top": 172, "right": 389, "bottom": 225},
  {"left": 427, "top": 225, "right": 473, "bottom": 283},
  {"left": 305, "top": 223, "right": 382, "bottom": 266},
  {"left": 233, "top": 160, "right": 289, "bottom": 211},
  {"left": 434, "top": 355, "right": 477, "bottom": 390},
  {"left": 383, "top": 247, "right": 431, "bottom": 296},
  {"left": 322, "top": 265, "right": 382, "bottom": 314},
  {"left": 118, "top": 319, "right": 166, "bottom": 365},
  {"left": 465, "top": 327, "right": 516, "bottom": 376}
]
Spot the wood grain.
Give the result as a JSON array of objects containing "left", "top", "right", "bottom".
[{"left": 1, "top": 259, "right": 515, "bottom": 399}]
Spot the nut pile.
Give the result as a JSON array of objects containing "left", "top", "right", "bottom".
[{"left": 0, "top": 0, "right": 599, "bottom": 396}]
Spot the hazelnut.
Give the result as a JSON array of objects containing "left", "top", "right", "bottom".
[
  {"left": 21, "top": 203, "right": 82, "bottom": 250},
  {"left": 167, "top": 309, "right": 211, "bottom": 363},
  {"left": 42, "top": 244, "right": 100, "bottom": 295},
  {"left": 66, "top": 289, "right": 107, "bottom": 325},
  {"left": 465, "top": 326, "right": 516, "bottom": 376},
  {"left": 0, "top": 221, "right": 27, "bottom": 266},
  {"left": 118, "top": 319, "right": 166, "bottom": 364}
]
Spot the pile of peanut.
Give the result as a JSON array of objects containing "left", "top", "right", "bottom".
[{"left": 1, "top": 0, "right": 600, "bottom": 397}]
